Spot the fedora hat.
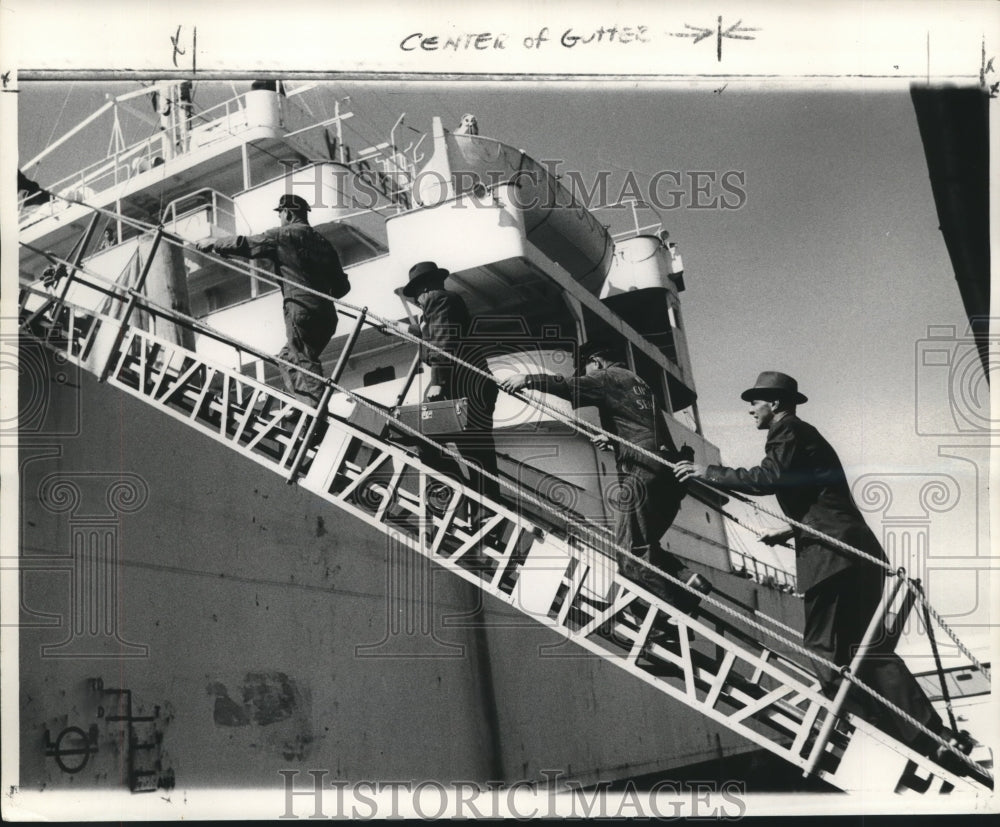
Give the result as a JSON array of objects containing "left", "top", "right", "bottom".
[
  {"left": 274, "top": 193, "right": 311, "bottom": 212},
  {"left": 740, "top": 371, "right": 808, "bottom": 404},
  {"left": 402, "top": 261, "right": 450, "bottom": 298}
]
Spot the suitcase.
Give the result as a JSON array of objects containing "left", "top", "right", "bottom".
[{"left": 395, "top": 398, "right": 470, "bottom": 436}]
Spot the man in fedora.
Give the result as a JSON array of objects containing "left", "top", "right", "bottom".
[
  {"left": 401, "top": 261, "right": 500, "bottom": 517},
  {"left": 502, "top": 341, "right": 710, "bottom": 619},
  {"left": 674, "top": 372, "right": 953, "bottom": 762},
  {"left": 197, "top": 193, "right": 350, "bottom": 407}
]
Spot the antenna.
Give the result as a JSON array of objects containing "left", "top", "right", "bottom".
[{"left": 926, "top": 30, "right": 930, "bottom": 85}]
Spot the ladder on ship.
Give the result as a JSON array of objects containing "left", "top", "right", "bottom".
[{"left": 16, "top": 231, "right": 993, "bottom": 797}]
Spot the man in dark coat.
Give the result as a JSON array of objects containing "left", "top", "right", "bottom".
[
  {"left": 401, "top": 261, "right": 500, "bottom": 515},
  {"left": 197, "top": 193, "right": 348, "bottom": 407},
  {"left": 674, "top": 371, "right": 948, "bottom": 757},
  {"left": 502, "top": 342, "right": 710, "bottom": 614}
]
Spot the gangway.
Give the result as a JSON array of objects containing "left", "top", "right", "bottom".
[{"left": 15, "top": 231, "right": 993, "bottom": 797}]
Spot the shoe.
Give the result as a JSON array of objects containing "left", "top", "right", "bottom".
[
  {"left": 685, "top": 572, "right": 713, "bottom": 596},
  {"left": 669, "top": 573, "right": 713, "bottom": 618},
  {"left": 620, "top": 605, "right": 678, "bottom": 645},
  {"left": 647, "top": 620, "right": 679, "bottom": 645},
  {"left": 930, "top": 729, "right": 984, "bottom": 781}
]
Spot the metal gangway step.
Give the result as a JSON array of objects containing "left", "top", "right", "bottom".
[{"left": 16, "top": 270, "right": 992, "bottom": 797}]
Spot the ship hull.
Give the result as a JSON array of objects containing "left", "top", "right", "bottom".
[{"left": 18, "top": 340, "right": 805, "bottom": 792}]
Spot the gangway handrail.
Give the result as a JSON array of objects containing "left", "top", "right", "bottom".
[
  {"left": 14, "top": 196, "right": 957, "bottom": 576},
  {"left": 19, "top": 278, "right": 992, "bottom": 791},
  {"left": 26, "top": 194, "right": 993, "bottom": 699},
  {"left": 17, "top": 246, "right": 981, "bottom": 788},
  {"left": 19, "top": 241, "right": 993, "bottom": 788},
  {"left": 22, "top": 196, "right": 981, "bottom": 648}
]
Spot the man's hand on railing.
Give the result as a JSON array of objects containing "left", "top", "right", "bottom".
[
  {"left": 194, "top": 239, "right": 216, "bottom": 254},
  {"left": 500, "top": 373, "right": 529, "bottom": 394},
  {"left": 759, "top": 527, "right": 795, "bottom": 547},
  {"left": 673, "top": 460, "right": 706, "bottom": 482},
  {"left": 374, "top": 320, "right": 409, "bottom": 336},
  {"left": 590, "top": 433, "right": 613, "bottom": 452}
]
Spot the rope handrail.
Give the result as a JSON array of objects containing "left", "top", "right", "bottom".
[
  {"left": 21, "top": 247, "right": 993, "bottom": 783},
  {"left": 20, "top": 245, "right": 820, "bottom": 644},
  {"left": 26, "top": 195, "right": 986, "bottom": 661},
  {"left": 19, "top": 201, "right": 965, "bottom": 575}
]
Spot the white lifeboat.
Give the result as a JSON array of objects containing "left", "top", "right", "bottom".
[{"left": 412, "top": 117, "right": 614, "bottom": 295}]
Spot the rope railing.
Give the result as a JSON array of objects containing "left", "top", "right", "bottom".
[
  {"left": 28, "top": 195, "right": 985, "bottom": 650},
  {"left": 21, "top": 197, "right": 992, "bottom": 782},
  {"left": 20, "top": 242, "right": 825, "bottom": 653}
]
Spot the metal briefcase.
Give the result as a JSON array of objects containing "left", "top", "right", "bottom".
[{"left": 395, "top": 398, "right": 470, "bottom": 436}]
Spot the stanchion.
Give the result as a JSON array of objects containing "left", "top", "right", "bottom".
[
  {"left": 97, "top": 227, "right": 164, "bottom": 383},
  {"left": 802, "top": 570, "right": 906, "bottom": 777}
]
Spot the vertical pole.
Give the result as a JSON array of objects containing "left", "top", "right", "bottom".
[
  {"left": 393, "top": 350, "right": 423, "bottom": 409},
  {"left": 113, "top": 101, "right": 120, "bottom": 186},
  {"left": 98, "top": 228, "right": 164, "bottom": 383},
  {"left": 241, "top": 142, "right": 251, "bottom": 190},
  {"left": 329, "top": 307, "right": 367, "bottom": 384},
  {"left": 33, "top": 211, "right": 101, "bottom": 341},
  {"left": 143, "top": 234, "right": 195, "bottom": 349},
  {"left": 57, "top": 210, "right": 101, "bottom": 300},
  {"left": 918, "top": 582, "right": 959, "bottom": 733},
  {"left": 335, "top": 100, "right": 346, "bottom": 164},
  {"left": 803, "top": 572, "right": 906, "bottom": 777}
]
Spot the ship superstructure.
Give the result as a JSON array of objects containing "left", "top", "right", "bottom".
[{"left": 13, "top": 80, "right": 992, "bottom": 798}]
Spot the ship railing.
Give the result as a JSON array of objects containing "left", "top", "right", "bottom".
[
  {"left": 21, "top": 90, "right": 255, "bottom": 215},
  {"left": 30, "top": 131, "right": 175, "bottom": 209},
  {"left": 610, "top": 219, "right": 665, "bottom": 242},
  {"left": 729, "top": 547, "right": 799, "bottom": 593},
  {"left": 350, "top": 145, "right": 415, "bottom": 212},
  {"left": 161, "top": 188, "right": 238, "bottom": 240},
  {"left": 183, "top": 93, "right": 255, "bottom": 152},
  {"left": 593, "top": 199, "right": 667, "bottom": 243}
]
